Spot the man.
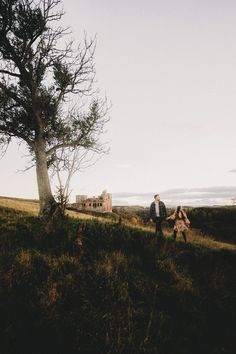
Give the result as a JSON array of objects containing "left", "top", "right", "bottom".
[{"left": 149, "top": 194, "right": 167, "bottom": 235}]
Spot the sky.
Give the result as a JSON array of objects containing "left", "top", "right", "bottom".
[{"left": 1, "top": 0, "right": 236, "bottom": 206}]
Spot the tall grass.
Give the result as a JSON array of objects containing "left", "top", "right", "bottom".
[{"left": 0, "top": 205, "right": 236, "bottom": 353}]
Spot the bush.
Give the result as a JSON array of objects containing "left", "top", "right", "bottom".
[{"left": 188, "top": 207, "right": 236, "bottom": 243}]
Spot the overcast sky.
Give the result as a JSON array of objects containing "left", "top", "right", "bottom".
[{"left": 1, "top": 0, "right": 236, "bottom": 206}]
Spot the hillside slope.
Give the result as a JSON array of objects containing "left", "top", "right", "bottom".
[
  {"left": 1, "top": 196, "right": 235, "bottom": 252},
  {"left": 0, "top": 204, "right": 236, "bottom": 354},
  {"left": 0, "top": 196, "right": 95, "bottom": 219}
]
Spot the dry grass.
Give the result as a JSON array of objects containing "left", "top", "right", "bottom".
[
  {"left": 1, "top": 196, "right": 235, "bottom": 252},
  {"left": 0, "top": 196, "right": 39, "bottom": 215},
  {"left": 182, "top": 228, "right": 236, "bottom": 252},
  {"left": 0, "top": 196, "right": 95, "bottom": 220},
  {"left": 162, "top": 226, "right": 236, "bottom": 252},
  {"left": 66, "top": 209, "right": 97, "bottom": 220},
  {"left": 123, "top": 220, "right": 236, "bottom": 252}
]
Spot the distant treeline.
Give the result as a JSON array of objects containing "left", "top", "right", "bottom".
[{"left": 187, "top": 207, "right": 236, "bottom": 243}]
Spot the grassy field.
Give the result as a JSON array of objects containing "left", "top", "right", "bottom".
[
  {"left": 0, "top": 196, "right": 96, "bottom": 219},
  {"left": 136, "top": 224, "right": 236, "bottom": 252},
  {"left": 1, "top": 197, "right": 236, "bottom": 353},
  {"left": 113, "top": 205, "right": 236, "bottom": 249},
  {"left": 1, "top": 196, "right": 235, "bottom": 252}
]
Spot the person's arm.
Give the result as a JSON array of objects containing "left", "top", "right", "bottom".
[
  {"left": 166, "top": 213, "right": 175, "bottom": 220},
  {"left": 149, "top": 203, "right": 154, "bottom": 220},
  {"left": 185, "top": 215, "right": 190, "bottom": 226},
  {"left": 149, "top": 203, "right": 152, "bottom": 216},
  {"left": 164, "top": 203, "right": 167, "bottom": 218},
  {"left": 183, "top": 210, "right": 190, "bottom": 225}
]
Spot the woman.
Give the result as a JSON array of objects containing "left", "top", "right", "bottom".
[{"left": 166, "top": 206, "right": 190, "bottom": 242}]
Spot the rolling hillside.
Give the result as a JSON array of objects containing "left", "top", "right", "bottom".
[
  {"left": 1, "top": 196, "right": 235, "bottom": 252},
  {"left": 0, "top": 196, "right": 96, "bottom": 219},
  {"left": 0, "top": 197, "right": 236, "bottom": 353}
]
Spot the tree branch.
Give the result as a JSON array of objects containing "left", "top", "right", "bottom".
[
  {"left": 0, "top": 82, "right": 26, "bottom": 107},
  {"left": 0, "top": 69, "right": 21, "bottom": 78}
]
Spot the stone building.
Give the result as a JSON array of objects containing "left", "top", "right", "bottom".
[{"left": 75, "top": 191, "right": 112, "bottom": 212}]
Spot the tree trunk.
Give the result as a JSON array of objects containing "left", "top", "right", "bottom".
[{"left": 35, "top": 138, "right": 57, "bottom": 218}]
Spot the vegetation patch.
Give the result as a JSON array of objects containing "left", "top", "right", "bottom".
[{"left": 0, "top": 206, "right": 236, "bottom": 353}]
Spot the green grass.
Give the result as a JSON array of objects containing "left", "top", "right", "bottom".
[{"left": 0, "top": 206, "right": 236, "bottom": 354}]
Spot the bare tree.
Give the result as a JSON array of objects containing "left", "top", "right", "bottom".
[
  {"left": 51, "top": 127, "right": 108, "bottom": 213},
  {"left": 52, "top": 148, "right": 95, "bottom": 213},
  {"left": 0, "top": 0, "right": 109, "bottom": 218}
]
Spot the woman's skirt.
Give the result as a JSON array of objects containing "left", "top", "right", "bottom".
[{"left": 174, "top": 219, "right": 189, "bottom": 232}]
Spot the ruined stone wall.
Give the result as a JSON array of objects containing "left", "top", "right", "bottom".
[{"left": 74, "top": 192, "right": 112, "bottom": 212}]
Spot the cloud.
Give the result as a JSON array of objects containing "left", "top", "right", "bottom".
[{"left": 112, "top": 186, "right": 236, "bottom": 207}]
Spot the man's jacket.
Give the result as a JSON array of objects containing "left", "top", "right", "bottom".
[{"left": 149, "top": 201, "right": 167, "bottom": 221}]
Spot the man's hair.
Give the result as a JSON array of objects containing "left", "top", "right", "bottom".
[{"left": 154, "top": 194, "right": 159, "bottom": 199}]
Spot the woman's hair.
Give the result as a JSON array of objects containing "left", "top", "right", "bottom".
[
  {"left": 176, "top": 206, "right": 181, "bottom": 213},
  {"left": 175, "top": 206, "right": 184, "bottom": 220}
]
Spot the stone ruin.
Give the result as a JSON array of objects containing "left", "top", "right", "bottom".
[{"left": 74, "top": 191, "right": 112, "bottom": 212}]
